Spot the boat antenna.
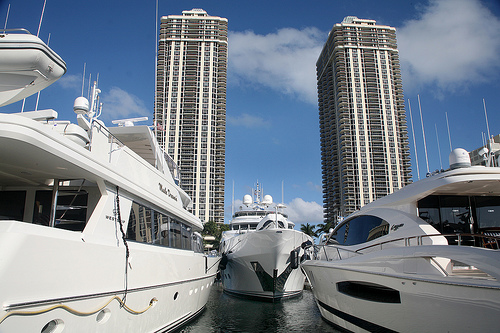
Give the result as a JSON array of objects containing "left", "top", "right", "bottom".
[
  {"left": 81, "top": 63, "right": 86, "bottom": 97},
  {"left": 408, "top": 99, "right": 420, "bottom": 180},
  {"left": 445, "top": 112, "right": 452, "bottom": 151},
  {"left": 483, "top": 99, "right": 491, "bottom": 142},
  {"left": 3, "top": 3, "right": 10, "bottom": 30},
  {"left": 483, "top": 98, "right": 493, "bottom": 166},
  {"left": 418, "top": 95, "right": 430, "bottom": 175},
  {"left": 281, "top": 180, "right": 284, "bottom": 204},
  {"left": 435, "top": 124, "right": 443, "bottom": 170},
  {"left": 34, "top": 32, "right": 51, "bottom": 111},
  {"left": 36, "top": 0, "right": 47, "bottom": 37},
  {"left": 231, "top": 180, "right": 234, "bottom": 217},
  {"left": 154, "top": 0, "right": 159, "bottom": 136},
  {"left": 87, "top": 73, "right": 92, "bottom": 99}
]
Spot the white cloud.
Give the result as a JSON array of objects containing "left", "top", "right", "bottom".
[
  {"left": 227, "top": 113, "right": 270, "bottom": 128},
  {"left": 100, "top": 87, "right": 149, "bottom": 120},
  {"left": 397, "top": 0, "right": 500, "bottom": 93},
  {"left": 285, "top": 197, "right": 323, "bottom": 224},
  {"left": 57, "top": 74, "right": 81, "bottom": 92},
  {"left": 228, "top": 27, "right": 325, "bottom": 105},
  {"left": 306, "top": 181, "right": 322, "bottom": 193}
]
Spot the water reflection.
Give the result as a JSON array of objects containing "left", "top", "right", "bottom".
[{"left": 180, "top": 283, "right": 340, "bottom": 333}]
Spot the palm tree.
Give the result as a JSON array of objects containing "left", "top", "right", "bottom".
[
  {"left": 300, "top": 223, "right": 317, "bottom": 237},
  {"left": 316, "top": 221, "right": 334, "bottom": 235}
]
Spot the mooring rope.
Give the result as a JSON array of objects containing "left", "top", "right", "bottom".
[{"left": 116, "top": 186, "right": 130, "bottom": 305}]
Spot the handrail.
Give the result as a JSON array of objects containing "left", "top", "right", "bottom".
[
  {"left": 0, "top": 28, "right": 32, "bottom": 35},
  {"left": 315, "top": 232, "right": 500, "bottom": 261}
]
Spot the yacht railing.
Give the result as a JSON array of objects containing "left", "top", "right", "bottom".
[
  {"left": 315, "top": 232, "right": 500, "bottom": 261},
  {"left": 87, "top": 119, "right": 125, "bottom": 160},
  {"left": 0, "top": 28, "right": 32, "bottom": 35},
  {"left": 89, "top": 121, "right": 179, "bottom": 182}
]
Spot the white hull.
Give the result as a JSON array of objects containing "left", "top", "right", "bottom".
[
  {"left": 303, "top": 243, "right": 500, "bottom": 332},
  {"left": 221, "top": 229, "right": 311, "bottom": 300},
  {"left": 0, "top": 221, "right": 218, "bottom": 332}
]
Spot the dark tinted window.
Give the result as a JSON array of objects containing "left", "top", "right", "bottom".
[
  {"left": 440, "top": 196, "right": 472, "bottom": 234},
  {"left": 333, "top": 215, "right": 389, "bottom": 246},
  {"left": 474, "top": 196, "right": 500, "bottom": 229},
  {"left": 418, "top": 195, "right": 441, "bottom": 230},
  {"left": 0, "top": 191, "right": 26, "bottom": 221},
  {"left": 259, "top": 220, "right": 273, "bottom": 230},
  {"left": 332, "top": 222, "right": 348, "bottom": 245}
]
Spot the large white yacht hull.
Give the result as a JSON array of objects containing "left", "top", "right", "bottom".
[
  {"left": 221, "top": 229, "right": 311, "bottom": 301},
  {"left": 0, "top": 221, "right": 218, "bottom": 332},
  {"left": 302, "top": 246, "right": 500, "bottom": 332}
]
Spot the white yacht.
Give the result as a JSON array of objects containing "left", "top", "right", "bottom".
[
  {"left": 0, "top": 29, "right": 218, "bottom": 332},
  {"left": 302, "top": 149, "right": 500, "bottom": 332},
  {"left": 219, "top": 183, "right": 313, "bottom": 301}
]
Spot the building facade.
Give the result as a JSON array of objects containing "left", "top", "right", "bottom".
[
  {"left": 155, "top": 8, "right": 227, "bottom": 223},
  {"left": 317, "top": 16, "right": 412, "bottom": 223}
]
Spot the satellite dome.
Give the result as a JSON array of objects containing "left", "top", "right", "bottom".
[
  {"left": 449, "top": 148, "right": 471, "bottom": 169},
  {"left": 262, "top": 195, "right": 273, "bottom": 205},
  {"left": 243, "top": 194, "right": 252, "bottom": 206},
  {"left": 73, "top": 96, "right": 89, "bottom": 115}
]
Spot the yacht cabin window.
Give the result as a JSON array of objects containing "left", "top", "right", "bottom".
[
  {"left": 417, "top": 195, "right": 500, "bottom": 234},
  {"left": 0, "top": 182, "right": 92, "bottom": 232},
  {"left": 0, "top": 191, "right": 26, "bottom": 221},
  {"left": 332, "top": 215, "right": 389, "bottom": 246},
  {"left": 126, "top": 201, "right": 199, "bottom": 252},
  {"left": 258, "top": 220, "right": 285, "bottom": 230}
]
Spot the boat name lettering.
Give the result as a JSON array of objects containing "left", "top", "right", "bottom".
[
  {"left": 390, "top": 223, "right": 404, "bottom": 231},
  {"left": 159, "top": 183, "right": 178, "bottom": 201},
  {"left": 105, "top": 214, "right": 125, "bottom": 224}
]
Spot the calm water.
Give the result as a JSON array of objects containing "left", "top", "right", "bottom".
[{"left": 179, "top": 283, "right": 340, "bottom": 333}]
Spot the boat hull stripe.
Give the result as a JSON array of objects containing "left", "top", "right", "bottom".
[
  {"left": 317, "top": 300, "right": 398, "bottom": 333},
  {"left": 4, "top": 273, "right": 217, "bottom": 311}
]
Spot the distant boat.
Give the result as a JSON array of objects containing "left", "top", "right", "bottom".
[
  {"left": 0, "top": 28, "right": 218, "bottom": 332},
  {"left": 219, "top": 182, "right": 313, "bottom": 301},
  {"left": 301, "top": 148, "right": 500, "bottom": 332}
]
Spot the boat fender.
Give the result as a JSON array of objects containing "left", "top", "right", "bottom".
[
  {"left": 219, "top": 254, "right": 228, "bottom": 271},
  {"left": 290, "top": 249, "right": 300, "bottom": 269}
]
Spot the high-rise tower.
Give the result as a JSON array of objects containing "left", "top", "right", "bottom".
[
  {"left": 317, "top": 16, "right": 412, "bottom": 223},
  {"left": 155, "top": 8, "right": 227, "bottom": 223}
]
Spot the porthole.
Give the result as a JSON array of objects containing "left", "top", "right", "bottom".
[
  {"left": 96, "top": 308, "right": 111, "bottom": 324},
  {"left": 189, "top": 289, "right": 193, "bottom": 295},
  {"left": 173, "top": 291, "right": 179, "bottom": 300},
  {"left": 194, "top": 288, "right": 198, "bottom": 294},
  {"left": 41, "top": 319, "right": 64, "bottom": 333},
  {"left": 201, "top": 285, "right": 204, "bottom": 291}
]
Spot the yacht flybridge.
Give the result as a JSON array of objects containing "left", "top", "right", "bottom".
[
  {"left": 301, "top": 149, "right": 500, "bottom": 332},
  {"left": 219, "top": 183, "right": 313, "bottom": 301},
  {"left": 0, "top": 29, "right": 218, "bottom": 332}
]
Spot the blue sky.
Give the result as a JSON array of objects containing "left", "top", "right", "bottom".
[{"left": 2, "top": 0, "right": 500, "bottom": 227}]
